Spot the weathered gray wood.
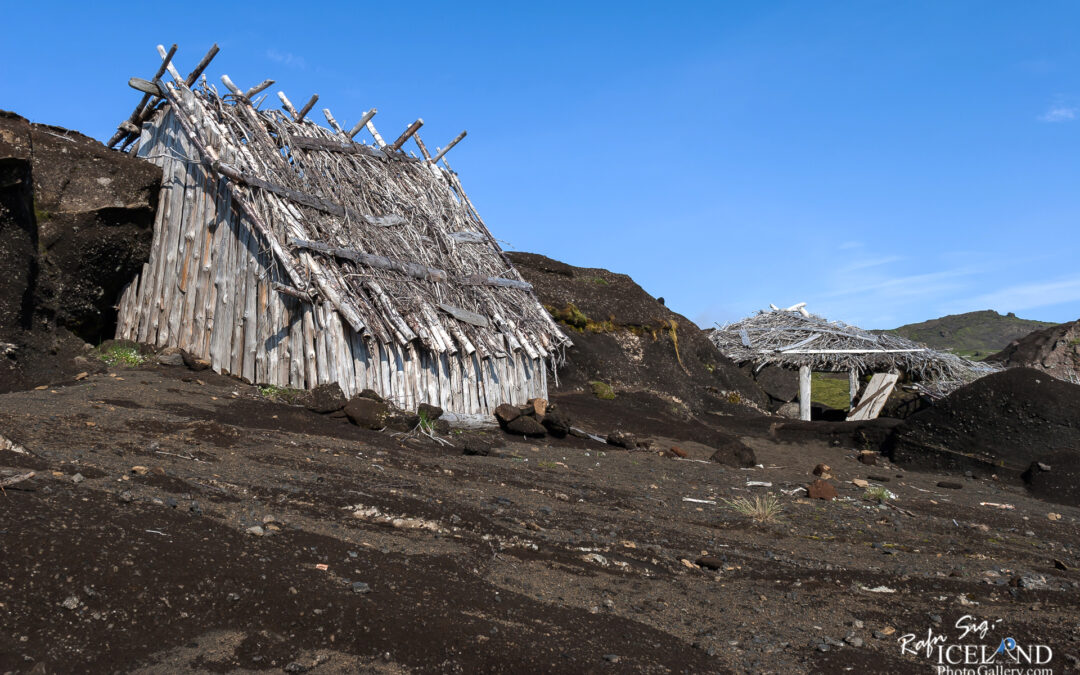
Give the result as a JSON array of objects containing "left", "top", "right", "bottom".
[
  {"left": 185, "top": 43, "right": 220, "bottom": 86},
  {"left": 244, "top": 79, "right": 275, "bottom": 99},
  {"left": 846, "top": 373, "right": 898, "bottom": 421},
  {"left": 271, "top": 282, "right": 311, "bottom": 301},
  {"left": 388, "top": 119, "right": 424, "bottom": 152},
  {"left": 297, "top": 94, "right": 319, "bottom": 121},
  {"left": 429, "top": 130, "right": 467, "bottom": 164},
  {"left": 220, "top": 74, "right": 244, "bottom": 98},
  {"left": 437, "top": 303, "right": 489, "bottom": 328},
  {"left": 108, "top": 43, "right": 177, "bottom": 147},
  {"left": 277, "top": 92, "right": 300, "bottom": 120},
  {"left": 348, "top": 109, "right": 378, "bottom": 139},
  {"left": 799, "top": 365, "right": 812, "bottom": 421},
  {"left": 458, "top": 274, "right": 533, "bottom": 291},
  {"left": 128, "top": 77, "right": 167, "bottom": 97},
  {"left": 849, "top": 369, "right": 859, "bottom": 409},
  {"left": 291, "top": 238, "right": 447, "bottom": 283}
]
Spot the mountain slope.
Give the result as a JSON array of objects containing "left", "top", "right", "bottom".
[{"left": 887, "top": 310, "right": 1054, "bottom": 359}]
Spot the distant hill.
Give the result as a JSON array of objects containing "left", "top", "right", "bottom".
[{"left": 887, "top": 310, "right": 1056, "bottom": 360}]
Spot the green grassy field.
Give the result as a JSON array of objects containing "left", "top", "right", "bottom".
[{"left": 811, "top": 372, "right": 853, "bottom": 410}]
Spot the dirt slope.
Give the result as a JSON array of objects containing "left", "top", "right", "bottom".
[
  {"left": 987, "top": 318, "right": 1080, "bottom": 383},
  {"left": 0, "top": 110, "right": 160, "bottom": 393},
  {"left": 508, "top": 252, "right": 765, "bottom": 414}
]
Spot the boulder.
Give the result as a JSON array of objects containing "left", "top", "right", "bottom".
[
  {"left": 357, "top": 388, "right": 384, "bottom": 402},
  {"left": 297, "top": 383, "right": 347, "bottom": 414},
  {"left": 417, "top": 402, "right": 444, "bottom": 421},
  {"left": 708, "top": 436, "right": 757, "bottom": 468},
  {"left": 528, "top": 397, "right": 548, "bottom": 417},
  {"left": 385, "top": 412, "right": 421, "bottom": 433},
  {"left": 541, "top": 409, "right": 571, "bottom": 438},
  {"left": 505, "top": 415, "right": 546, "bottom": 437},
  {"left": 344, "top": 397, "right": 390, "bottom": 429},
  {"left": 180, "top": 350, "right": 211, "bottom": 371},
  {"left": 494, "top": 403, "right": 521, "bottom": 427},
  {"left": 755, "top": 365, "right": 799, "bottom": 403},
  {"left": 807, "top": 479, "right": 838, "bottom": 500},
  {"left": 606, "top": 430, "right": 637, "bottom": 449}
]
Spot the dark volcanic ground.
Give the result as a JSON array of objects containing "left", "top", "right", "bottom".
[{"left": 2, "top": 364, "right": 1078, "bottom": 674}]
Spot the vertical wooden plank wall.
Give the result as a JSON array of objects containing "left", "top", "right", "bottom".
[{"left": 115, "top": 108, "right": 549, "bottom": 415}]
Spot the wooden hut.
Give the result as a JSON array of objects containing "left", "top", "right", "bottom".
[
  {"left": 108, "top": 44, "right": 570, "bottom": 416},
  {"left": 709, "top": 304, "right": 1000, "bottom": 420}
]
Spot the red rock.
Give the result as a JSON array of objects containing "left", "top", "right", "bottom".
[{"left": 807, "top": 479, "right": 838, "bottom": 500}]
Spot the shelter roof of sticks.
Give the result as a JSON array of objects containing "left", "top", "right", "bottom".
[
  {"left": 710, "top": 303, "right": 1001, "bottom": 396},
  {"left": 111, "top": 43, "right": 569, "bottom": 363}
]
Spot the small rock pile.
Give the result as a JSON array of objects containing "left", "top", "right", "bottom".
[{"left": 494, "top": 398, "right": 570, "bottom": 438}]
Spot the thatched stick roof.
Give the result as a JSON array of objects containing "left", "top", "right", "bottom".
[{"left": 710, "top": 305, "right": 1001, "bottom": 396}]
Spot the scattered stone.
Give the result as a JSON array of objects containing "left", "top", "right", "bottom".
[
  {"left": 816, "top": 643, "right": 830, "bottom": 653},
  {"left": 357, "top": 388, "right": 384, "bottom": 402},
  {"left": 1054, "top": 559, "right": 1069, "bottom": 571},
  {"left": 873, "top": 627, "right": 896, "bottom": 639},
  {"left": 850, "top": 619, "right": 864, "bottom": 629},
  {"left": 156, "top": 352, "right": 185, "bottom": 367},
  {"left": 807, "top": 479, "right": 838, "bottom": 500},
  {"left": 695, "top": 556, "right": 724, "bottom": 571},
  {"left": 812, "top": 463, "right": 832, "bottom": 478},
  {"left": 297, "top": 383, "right": 347, "bottom": 414},
  {"left": 606, "top": 430, "right": 636, "bottom": 449},
  {"left": 384, "top": 411, "right": 420, "bottom": 433},
  {"left": 506, "top": 415, "right": 546, "bottom": 437},
  {"left": 1048, "top": 512, "right": 1063, "bottom": 522},
  {"left": 845, "top": 636, "right": 864, "bottom": 648},
  {"left": 71, "top": 473, "right": 85, "bottom": 484},
  {"left": 1015, "top": 574, "right": 1049, "bottom": 590},
  {"left": 528, "top": 397, "right": 548, "bottom": 417},
  {"left": 118, "top": 490, "right": 134, "bottom": 504},
  {"left": 867, "top": 475, "right": 891, "bottom": 482},
  {"left": 246, "top": 526, "right": 265, "bottom": 536},
  {"left": 858, "top": 451, "right": 878, "bottom": 466},
  {"left": 74, "top": 371, "right": 88, "bottom": 381},
  {"left": 852, "top": 478, "right": 869, "bottom": 488},
  {"left": 541, "top": 410, "right": 571, "bottom": 438},
  {"left": 179, "top": 350, "right": 211, "bottom": 371},
  {"left": 61, "top": 596, "right": 80, "bottom": 610},
  {"left": 262, "top": 514, "right": 279, "bottom": 525},
  {"left": 669, "top": 445, "right": 688, "bottom": 458},
  {"left": 189, "top": 501, "right": 202, "bottom": 515},
  {"left": 284, "top": 662, "right": 309, "bottom": 673},
  {"left": 461, "top": 438, "right": 494, "bottom": 456},
  {"left": 130, "top": 465, "right": 148, "bottom": 476},
  {"left": 603, "top": 654, "right": 621, "bottom": 663},
  {"left": 937, "top": 481, "right": 963, "bottom": 489},
  {"left": 494, "top": 403, "right": 521, "bottom": 427},
  {"left": 344, "top": 397, "right": 390, "bottom": 429},
  {"left": 351, "top": 581, "right": 371, "bottom": 594}
]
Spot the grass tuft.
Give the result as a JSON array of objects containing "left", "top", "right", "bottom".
[
  {"left": 589, "top": 380, "right": 615, "bottom": 400},
  {"left": 863, "top": 486, "right": 893, "bottom": 503},
  {"left": 722, "top": 493, "right": 784, "bottom": 524}
]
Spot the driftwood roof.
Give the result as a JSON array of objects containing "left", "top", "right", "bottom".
[
  {"left": 710, "top": 304, "right": 1001, "bottom": 397},
  {"left": 114, "top": 44, "right": 569, "bottom": 362}
]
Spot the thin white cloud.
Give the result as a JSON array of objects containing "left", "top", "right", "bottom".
[
  {"left": 823, "top": 267, "right": 975, "bottom": 300},
  {"left": 266, "top": 49, "right": 306, "bottom": 69},
  {"left": 957, "top": 276, "right": 1080, "bottom": 313},
  {"left": 1039, "top": 105, "right": 1076, "bottom": 123},
  {"left": 838, "top": 255, "right": 904, "bottom": 273}
]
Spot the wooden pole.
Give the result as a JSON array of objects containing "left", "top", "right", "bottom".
[
  {"left": 799, "top": 365, "right": 812, "bottom": 421},
  {"left": 277, "top": 91, "right": 300, "bottom": 119},
  {"left": 296, "top": 94, "right": 319, "bottom": 121},
  {"left": 185, "top": 43, "right": 220, "bottom": 86},
  {"left": 347, "top": 109, "right": 378, "bottom": 139},
  {"left": 849, "top": 369, "right": 859, "bottom": 410},
  {"left": 107, "top": 43, "right": 177, "bottom": 147},
  {"left": 244, "top": 79, "right": 275, "bottom": 99},
  {"left": 412, "top": 132, "right": 432, "bottom": 160},
  {"left": 388, "top": 119, "right": 424, "bottom": 152},
  {"left": 429, "top": 130, "right": 467, "bottom": 164}
]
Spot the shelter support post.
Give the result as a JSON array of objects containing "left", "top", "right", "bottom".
[
  {"left": 849, "top": 369, "right": 859, "bottom": 410},
  {"left": 799, "top": 365, "right": 812, "bottom": 421}
]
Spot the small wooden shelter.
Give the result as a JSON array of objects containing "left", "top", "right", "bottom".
[
  {"left": 108, "top": 44, "right": 569, "bottom": 416},
  {"left": 710, "top": 304, "right": 1000, "bottom": 420}
]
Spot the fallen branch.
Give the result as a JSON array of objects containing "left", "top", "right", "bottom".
[{"left": 1, "top": 471, "right": 35, "bottom": 491}]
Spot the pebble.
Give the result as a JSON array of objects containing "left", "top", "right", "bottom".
[
  {"left": 246, "top": 526, "right": 265, "bottom": 536},
  {"left": 845, "top": 635, "right": 863, "bottom": 648},
  {"left": 71, "top": 473, "right": 85, "bottom": 484},
  {"left": 850, "top": 619, "right": 864, "bottom": 629},
  {"left": 351, "top": 581, "right": 371, "bottom": 595},
  {"left": 603, "top": 654, "right": 620, "bottom": 663},
  {"left": 118, "top": 490, "right": 134, "bottom": 504},
  {"left": 61, "top": 596, "right": 80, "bottom": 610}
]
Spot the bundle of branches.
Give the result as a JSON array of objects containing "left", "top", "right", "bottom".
[{"left": 711, "top": 306, "right": 1001, "bottom": 397}]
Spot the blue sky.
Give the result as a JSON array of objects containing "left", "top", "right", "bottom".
[{"left": 2, "top": 1, "right": 1078, "bottom": 329}]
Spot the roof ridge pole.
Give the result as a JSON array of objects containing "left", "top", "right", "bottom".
[
  {"left": 107, "top": 43, "right": 177, "bottom": 147},
  {"left": 347, "top": 109, "right": 378, "bottom": 139},
  {"left": 156, "top": 44, "right": 186, "bottom": 84},
  {"left": 428, "top": 130, "right": 467, "bottom": 164},
  {"left": 278, "top": 91, "right": 300, "bottom": 120},
  {"left": 296, "top": 94, "right": 319, "bottom": 122},
  {"left": 184, "top": 43, "right": 220, "bottom": 86},
  {"left": 387, "top": 119, "right": 424, "bottom": 152}
]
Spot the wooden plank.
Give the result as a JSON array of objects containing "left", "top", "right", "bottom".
[
  {"left": 302, "top": 303, "right": 318, "bottom": 388},
  {"left": 849, "top": 370, "right": 860, "bottom": 410},
  {"left": 799, "top": 365, "right": 812, "bottom": 421},
  {"left": 437, "top": 303, "right": 489, "bottom": 328},
  {"left": 846, "top": 373, "right": 899, "bottom": 421}
]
